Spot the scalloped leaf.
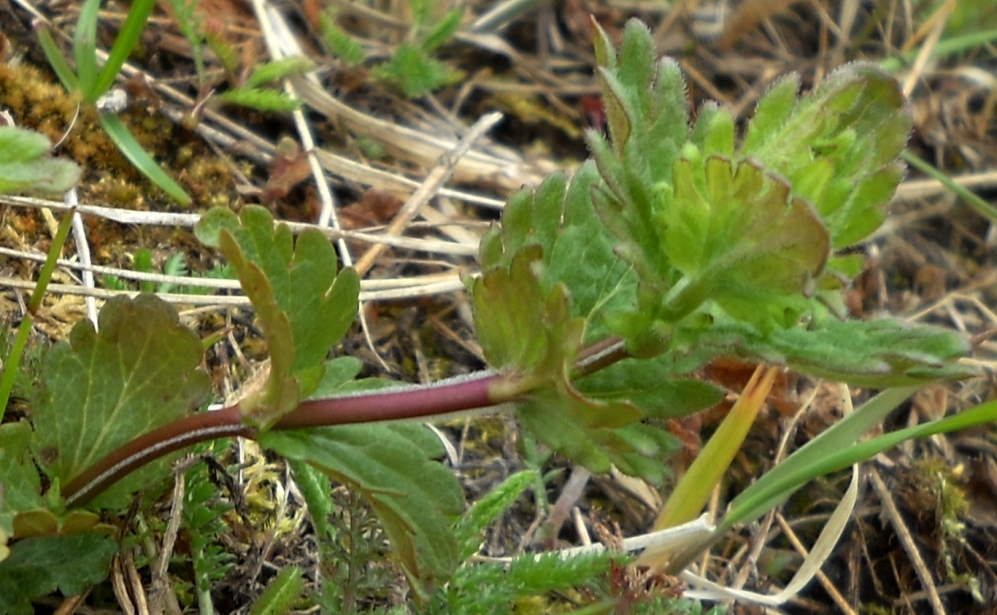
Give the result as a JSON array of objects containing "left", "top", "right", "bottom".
[
  {"left": 0, "top": 531, "right": 117, "bottom": 615},
  {"left": 260, "top": 424, "right": 463, "bottom": 602},
  {"left": 32, "top": 294, "right": 212, "bottom": 510},
  {"left": 741, "top": 62, "right": 912, "bottom": 250},
  {"left": 195, "top": 206, "right": 359, "bottom": 427},
  {"left": 478, "top": 162, "right": 636, "bottom": 344},
  {"left": 657, "top": 156, "right": 830, "bottom": 329}
]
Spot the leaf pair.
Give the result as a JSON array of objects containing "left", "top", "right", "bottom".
[
  {"left": 587, "top": 19, "right": 915, "bottom": 339},
  {"left": 471, "top": 165, "right": 722, "bottom": 480}
]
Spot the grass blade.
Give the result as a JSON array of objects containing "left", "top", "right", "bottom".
[
  {"left": 74, "top": 0, "right": 101, "bottom": 100},
  {"left": 98, "top": 112, "right": 191, "bottom": 205},
  {"left": 36, "top": 25, "right": 80, "bottom": 92},
  {"left": 902, "top": 150, "right": 997, "bottom": 224},
  {"left": 0, "top": 209, "right": 76, "bottom": 422},
  {"left": 94, "top": 0, "right": 157, "bottom": 97},
  {"left": 721, "top": 385, "right": 919, "bottom": 530},
  {"left": 652, "top": 365, "right": 778, "bottom": 532}
]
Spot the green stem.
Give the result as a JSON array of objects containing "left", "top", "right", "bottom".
[{"left": 0, "top": 209, "right": 75, "bottom": 422}]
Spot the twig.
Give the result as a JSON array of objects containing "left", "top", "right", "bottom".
[
  {"left": 353, "top": 112, "right": 504, "bottom": 276},
  {"left": 869, "top": 466, "right": 947, "bottom": 615}
]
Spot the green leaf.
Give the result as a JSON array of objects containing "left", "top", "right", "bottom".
[
  {"left": 319, "top": 11, "right": 366, "bottom": 67},
  {"left": 243, "top": 57, "right": 312, "bottom": 90},
  {"left": 675, "top": 315, "right": 975, "bottom": 387},
  {"left": 93, "top": 0, "right": 157, "bottom": 97},
  {"left": 0, "top": 126, "right": 53, "bottom": 162},
  {"left": 248, "top": 566, "right": 304, "bottom": 615},
  {"left": 372, "top": 43, "right": 463, "bottom": 98},
  {"left": 32, "top": 294, "right": 212, "bottom": 510},
  {"left": 0, "top": 531, "right": 117, "bottom": 615},
  {"left": 421, "top": 8, "right": 461, "bottom": 53},
  {"left": 577, "top": 359, "right": 723, "bottom": 419},
  {"left": 657, "top": 157, "right": 830, "bottom": 328},
  {"left": 721, "top": 386, "right": 917, "bottom": 530},
  {"left": 73, "top": 0, "right": 101, "bottom": 100},
  {"left": 195, "top": 206, "right": 360, "bottom": 427},
  {"left": 454, "top": 470, "right": 537, "bottom": 559},
  {"left": 588, "top": 20, "right": 689, "bottom": 286},
  {"left": 470, "top": 246, "right": 583, "bottom": 375},
  {"left": 260, "top": 424, "right": 463, "bottom": 601},
  {"left": 479, "top": 163, "right": 635, "bottom": 345},
  {"left": 36, "top": 25, "right": 80, "bottom": 93},
  {"left": 215, "top": 88, "right": 301, "bottom": 113},
  {"left": 741, "top": 62, "right": 911, "bottom": 250},
  {"left": 0, "top": 127, "right": 81, "bottom": 195},
  {"left": 0, "top": 423, "right": 44, "bottom": 535},
  {"left": 99, "top": 112, "right": 191, "bottom": 205}
]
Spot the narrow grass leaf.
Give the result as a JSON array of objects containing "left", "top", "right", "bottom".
[
  {"left": 99, "top": 113, "right": 191, "bottom": 205},
  {"left": 35, "top": 26, "right": 79, "bottom": 92},
  {"left": 94, "top": 0, "right": 157, "bottom": 96},
  {"left": 721, "top": 385, "right": 919, "bottom": 530},
  {"left": 73, "top": 0, "right": 100, "bottom": 100},
  {"left": 652, "top": 366, "right": 777, "bottom": 533}
]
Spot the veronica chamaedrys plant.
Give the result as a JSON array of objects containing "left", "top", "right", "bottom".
[{"left": 0, "top": 17, "right": 983, "bottom": 614}]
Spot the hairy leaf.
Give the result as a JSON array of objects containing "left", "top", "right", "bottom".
[
  {"left": 741, "top": 63, "right": 911, "bottom": 251},
  {"left": 260, "top": 424, "right": 463, "bottom": 601},
  {"left": 372, "top": 43, "right": 462, "bottom": 98},
  {"left": 470, "top": 245, "right": 583, "bottom": 376},
  {"left": 473, "top": 162, "right": 718, "bottom": 476},
  {"left": 479, "top": 163, "right": 636, "bottom": 344},
  {"left": 658, "top": 156, "right": 830, "bottom": 329},
  {"left": 673, "top": 315, "right": 975, "bottom": 387},
  {"left": 195, "top": 206, "right": 359, "bottom": 427},
  {"left": 32, "top": 294, "right": 211, "bottom": 510},
  {"left": 0, "top": 126, "right": 81, "bottom": 195}
]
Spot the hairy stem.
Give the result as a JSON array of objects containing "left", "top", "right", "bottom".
[
  {"left": 64, "top": 369, "right": 505, "bottom": 507},
  {"left": 63, "top": 337, "right": 634, "bottom": 508}
]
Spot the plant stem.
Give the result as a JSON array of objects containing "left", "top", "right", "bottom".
[
  {"left": 63, "top": 337, "right": 635, "bottom": 508},
  {"left": 0, "top": 209, "right": 75, "bottom": 422},
  {"left": 63, "top": 369, "right": 506, "bottom": 507}
]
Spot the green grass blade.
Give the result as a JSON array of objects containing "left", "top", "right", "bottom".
[
  {"left": 94, "top": 0, "right": 157, "bottom": 97},
  {"left": 0, "top": 209, "right": 76, "bottom": 422},
  {"left": 98, "top": 112, "right": 191, "bottom": 205},
  {"left": 722, "top": 396, "right": 997, "bottom": 536},
  {"left": 74, "top": 0, "right": 101, "bottom": 101},
  {"left": 880, "top": 28, "right": 997, "bottom": 73},
  {"left": 901, "top": 150, "right": 997, "bottom": 224},
  {"left": 36, "top": 25, "right": 80, "bottom": 92},
  {"left": 720, "top": 385, "right": 919, "bottom": 530}
]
